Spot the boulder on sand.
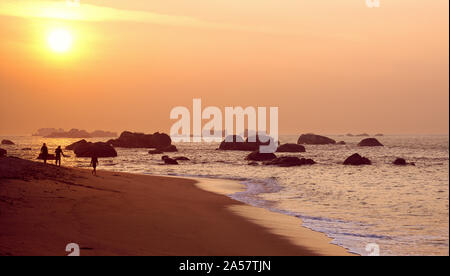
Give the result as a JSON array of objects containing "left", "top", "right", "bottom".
[
  {"left": 297, "top": 134, "right": 336, "bottom": 145},
  {"left": 393, "top": 158, "right": 415, "bottom": 166},
  {"left": 276, "top": 143, "right": 306, "bottom": 153},
  {"left": 343, "top": 153, "right": 371, "bottom": 165},
  {"left": 245, "top": 151, "right": 277, "bottom": 162},
  {"left": 264, "top": 156, "right": 315, "bottom": 167},
  {"left": 72, "top": 142, "right": 117, "bottom": 158},
  {"left": 0, "top": 148, "right": 6, "bottom": 157},
  {"left": 107, "top": 131, "right": 172, "bottom": 149},
  {"left": 1, "top": 139, "right": 14, "bottom": 145},
  {"left": 358, "top": 138, "right": 383, "bottom": 147}
]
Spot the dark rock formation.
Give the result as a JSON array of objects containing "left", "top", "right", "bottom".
[
  {"left": 297, "top": 134, "right": 336, "bottom": 145},
  {"left": 107, "top": 131, "right": 172, "bottom": 149},
  {"left": 33, "top": 128, "right": 64, "bottom": 137},
  {"left": 264, "top": 156, "right": 316, "bottom": 167},
  {"left": 148, "top": 149, "right": 164, "bottom": 154},
  {"left": 0, "top": 148, "right": 6, "bottom": 157},
  {"left": 173, "top": 156, "right": 190, "bottom": 161},
  {"left": 276, "top": 143, "right": 306, "bottom": 153},
  {"left": 1, "top": 139, "right": 14, "bottom": 145},
  {"left": 71, "top": 142, "right": 117, "bottom": 158},
  {"left": 37, "top": 153, "right": 56, "bottom": 160},
  {"left": 245, "top": 151, "right": 277, "bottom": 161},
  {"left": 161, "top": 155, "right": 178, "bottom": 165},
  {"left": 358, "top": 138, "right": 384, "bottom": 147},
  {"left": 65, "top": 139, "right": 88, "bottom": 150},
  {"left": 343, "top": 153, "right": 371, "bottom": 165},
  {"left": 337, "top": 141, "right": 346, "bottom": 145},
  {"left": 393, "top": 158, "right": 415, "bottom": 166}
]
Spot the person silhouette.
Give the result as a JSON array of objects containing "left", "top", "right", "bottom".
[
  {"left": 55, "top": 146, "right": 65, "bottom": 167},
  {"left": 40, "top": 143, "right": 48, "bottom": 164},
  {"left": 90, "top": 156, "right": 99, "bottom": 176}
]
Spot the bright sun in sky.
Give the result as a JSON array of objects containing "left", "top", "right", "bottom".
[{"left": 47, "top": 28, "right": 73, "bottom": 53}]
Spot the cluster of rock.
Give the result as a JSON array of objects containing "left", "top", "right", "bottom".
[
  {"left": 65, "top": 140, "right": 117, "bottom": 158},
  {"left": 245, "top": 151, "right": 315, "bottom": 167},
  {"left": 161, "top": 155, "right": 190, "bottom": 165},
  {"left": 44, "top": 128, "right": 117, "bottom": 138},
  {"left": 108, "top": 131, "right": 177, "bottom": 152},
  {"left": 1, "top": 139, "right": 14, "bottom": 145}
]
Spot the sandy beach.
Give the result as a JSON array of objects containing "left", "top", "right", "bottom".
[{"left": 0, "top": 157, "right": 352, "bottom": 256}]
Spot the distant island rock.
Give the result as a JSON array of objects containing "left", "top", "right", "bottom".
[
  {"left": 343, "top": 153, "right": 371, "bottom": 165},
  {"left": 297, "top": 134, "right": 336, "bottom": 145},
  {"left": 358, "top": 138, "right": 384, "bottom": 147},
  {"left": 1, "top": 139, "right": 15, "bottom": 145},
  {"left": 264, "top": 156, "right": 316, "bottom": 167},
  {"left": 276, "top": 143, "right": 306, "bottom": 153},
  {"left": 66, "top": 139, "right": 117, "bottom": 158},
  {"left": 32, "top": 128, "right": 64, "bottom": 137},
  {"left": 107, "top": 131, "right": 174, "bottom": 151},
  {"left": 43, "top": 128, "right": 117, "bottom": 138},
  {"left": 356, "top": 133, "right": 370, "bottom": 137},
  {"left": 0, "top": 148, "right": 6, "bottom": 157}
]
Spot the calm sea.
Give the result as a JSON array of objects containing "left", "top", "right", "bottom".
[{"left": 1, "top": 134, "right": 448, "bottom": 256}]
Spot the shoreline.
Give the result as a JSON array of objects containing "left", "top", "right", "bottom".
[{"left": 0, "top": 157, "right": 353, "bottom": 256}]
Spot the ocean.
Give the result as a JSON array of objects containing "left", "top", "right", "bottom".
[{"left": 1, "top": 134, "right": 448, "bottom": 256}]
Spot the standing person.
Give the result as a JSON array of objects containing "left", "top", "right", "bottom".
[
  {"left": 40, "top": 143, "right": 48, "bottom": 164},
  {"left": 90, "top": 156, "right": 99, "bottom": 176},
  {"left": 55, "top": 146, "right": 65, "bottom": 167}
]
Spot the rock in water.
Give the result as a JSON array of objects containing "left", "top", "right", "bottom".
[
  {"left": 173, "top": 156, "right": 190, "bottom": 161},
  {"left": 337, "top": 141, "right": 346, "bottom": 145},
  {"left": 65, "top": 139, "right": 88, "bottom": 150},
  {"left": 1, "top": 139, "right": 14, "bottom": 145},
  {"left": 161, "top": 155, "right": 178, "bottom": 165},
  {"left": 358, "top": 138, "right": 383, "bottom": 147},
  {"left": 264, "top": 156, "right": 316, "bottom": 167},
  {"left": 148, "top": 149, "right": 164, "bottom": 154},
  {"left": 0, "top": 148, "right": 6, "bottom": 157},
  {"left": 343, "top": 153, "right": 371, "bottom": 165},
  {"left": 393, "top": 158, "right": 415, "bottom": 166},
  {"left": 245, "top": 151, "right": 277, "bottom": 161},
  {"left": 297, "top": 134, "right": 336, "bottom": 145},
  {"left": 276, "top": 143, "right": 306, "bottom": 153},
  {"left": 72, "top": 142, "right": 117, "bottom": 158},
  {"left": 108, "top": 131, "right": 172, "bottom": 149}
]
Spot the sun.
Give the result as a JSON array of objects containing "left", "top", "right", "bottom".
[{"left": 47, "top": 28, "right": 73, "bottom": 53}]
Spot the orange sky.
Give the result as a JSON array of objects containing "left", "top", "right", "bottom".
[{"left": 0, "top": 0, "right": 448, "bottom": 135}]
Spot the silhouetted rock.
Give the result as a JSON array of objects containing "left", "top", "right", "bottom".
[
  {"left": 297, "top": 134, "right": 336, "bottom": 145},
  {"left": 393, "top": 158, "right": 415, "bottom": 166},
  {"left": 346, "top": 133, "right": 354, "bottom": 137},
  {"left": 148, "top": 149, "right": 164, "bottom": 154},
  {"left": 343, "top": 153, "right": 371, "bottom": 165},
  {"left": 1, "top": 139, "right": 14, "bottom": 145},
  {"left": 264, "top": 156, "right": 316, "bottom": 167},
  {"left": 37, "top": 153, "right": 56, "bottom": 160},
  {"left": 65, "top": 139, "right": 88, "bottom": 150},
  {"left": 45, "top": 128, "right": 91, "bottom": 138},
  {"left": 21, "top": 148, "right": 32, "bottom": 151},
  {"left": 337, "top": 141, "right": 346, "bottom": 145},
  {"left": 90, "top": 130, "right": 118, "bottom": 138},
  {"left": 161, "top": 156, "right": 178, "bottom": 165},
  {"left": 276, "top": 143, "right": 306, "bottom": 153},
  {"left": 107, "top": 131, "right": 172, "bottom": 149},
  {"left": 358, "top": 138, "right": 384, "bottom": 147},
  {"left": 72, "top": 142, "right": 117, "bottom": 158},
  {"left": 219, "top": 135, "right": 254, "bottom": 151},
  {"left": 174, "top": 156, "right": 190, "bottom": 161},
  {"left": 245, "top": 151, "right": 277, "bottom": 161},
  {"left": 356, "top": 133, "right": 370, "bottom": 137},
  {"left": 0, "top": 148, "right": 6, "bottom": 157}
]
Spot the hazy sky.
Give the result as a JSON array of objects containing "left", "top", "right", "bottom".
[{"left": 0, "top": 0, "right": 448, "bottom": 135}]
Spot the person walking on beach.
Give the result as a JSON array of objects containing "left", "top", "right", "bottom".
[
  {"left": 40, "top": 143, "right": 48, "bottom": 164},
  {"left": 55, "top": 146, "right": 65, "bottom": 167},
  {"left": 90, "top": 156, "right": 99, "bottom": 176}
]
